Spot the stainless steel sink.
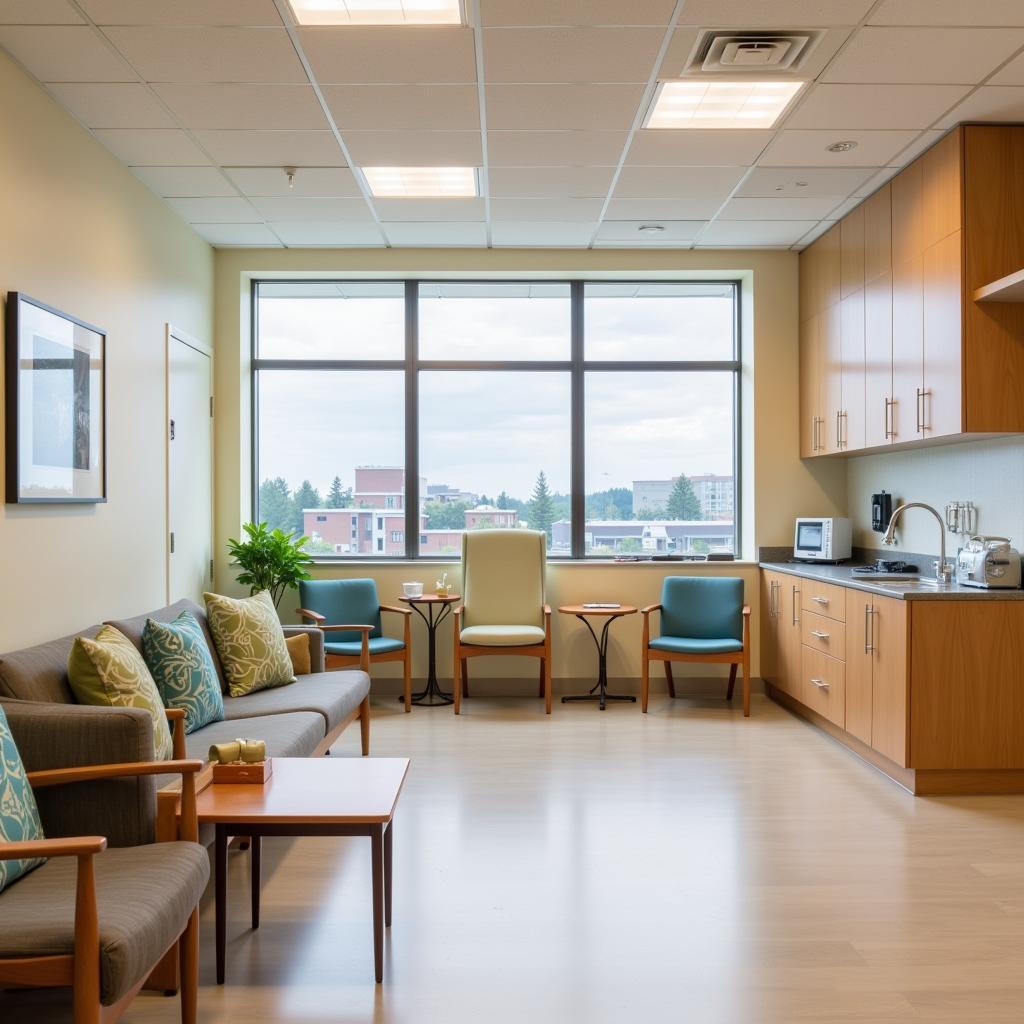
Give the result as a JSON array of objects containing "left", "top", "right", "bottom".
[{"left": 850, "top": 573, "right": 920, "bottom": 582}]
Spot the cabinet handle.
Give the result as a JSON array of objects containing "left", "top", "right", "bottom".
[
  {"left": 836, "top": 410, "right": 842, "bottom": 449},
  {"left": 810, "top": 629, "right": 830, "bottom": 640},
  {"left": 792, "top": 586, "right": 800, "bottom": 626},
  {"left": 841, "top": 410, "right": 848, "bottom": 448},
  {"left": 884, "top": 397, "right": 893, "bottom": 439},
  {"left": 916, "top": 387, "right": 931, "bottom": 433},
  {"left": 864, "top": 604, "right": 875, "bottom": 654},
  {"left": 810, "top": 677, "right": 830, "bottom": 690},
  {"left": 811, "top": 415, "right": 819, "bottom": 452},
  {"left": 772, "top": 580, "right": 779, "bottom": 618},
  {"left": 811, "top": 596, "right": 829, "bottom": 605}
]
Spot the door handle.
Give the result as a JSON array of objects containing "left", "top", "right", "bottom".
[{"left": 810, "top": 629, "right": 830, "bottom": 640}]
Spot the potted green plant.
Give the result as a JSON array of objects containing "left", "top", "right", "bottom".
[{"left": 226, "top": 521, "right": 313, "bottom": 610}]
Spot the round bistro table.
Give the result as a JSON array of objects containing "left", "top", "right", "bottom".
[
  {"left": 558, "top": 604, "right": 638, "bottom": 711},
  {"left": 398, "top": 593, "right": 461, "bottom": 706}
]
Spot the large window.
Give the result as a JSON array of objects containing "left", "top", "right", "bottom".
[{"left": 253, "top": 280, "right": 738, "bottom": 558}]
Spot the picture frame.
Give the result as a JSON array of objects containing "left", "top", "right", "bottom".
[{"left": 4, "top": 292, "right": 106, "bottom": 504}]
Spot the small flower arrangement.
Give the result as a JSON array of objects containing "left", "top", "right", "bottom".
[{"left": 435, "top": 571, "right": 450, "bottom": 598}]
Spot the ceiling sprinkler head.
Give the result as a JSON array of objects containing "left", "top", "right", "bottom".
[
  {"left": 285, "top": 167, "right": 296, "bottom": 189},
  {"left": 826, "top": 140, "right": 857, "bottom": 153}
]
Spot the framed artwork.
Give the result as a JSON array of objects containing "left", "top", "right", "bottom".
[{"left": 4, "top": 292, "right": 106, "bottom": 504}]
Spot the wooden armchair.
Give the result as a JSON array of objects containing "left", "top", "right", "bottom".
[{"left": 0, "top": 757, "right": 207, "bottom": 1024}]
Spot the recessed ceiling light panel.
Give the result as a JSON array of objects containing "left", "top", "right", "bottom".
[
  {"left": 645, "top": 80, "right": 804, "bottom": 130},
  {"left": 288, "top": 0, "right": 464, "bottom": 26},
  {"left": 362, "top": 166, "right": 478, "bottom": 198}
]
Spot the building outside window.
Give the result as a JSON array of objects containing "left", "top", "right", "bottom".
[{"left": 253, "top": 280, "right": 738, "bottom": 558}]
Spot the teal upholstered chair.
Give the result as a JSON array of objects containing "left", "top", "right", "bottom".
[
  {"left": 297, "top": 579, "right": 412, "bottom": 712},
  {"left": 641, "top": 577, "right": 751, "bottom": 716}
]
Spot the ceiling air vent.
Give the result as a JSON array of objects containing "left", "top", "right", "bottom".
[{"left": 686, "top": 30, "right": 822, "bottom": 74}]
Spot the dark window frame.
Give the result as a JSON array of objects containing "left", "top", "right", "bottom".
[{"left": 251, "top": 278, "right": 741, "bottom": 560}]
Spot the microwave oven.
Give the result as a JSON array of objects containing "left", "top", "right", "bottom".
[{"left": 794, "top": 517, "right": 852, "bottom": 562}]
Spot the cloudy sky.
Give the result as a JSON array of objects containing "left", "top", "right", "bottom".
[{"left": 256, "top": 284, "right": 735, "bottom": 501}]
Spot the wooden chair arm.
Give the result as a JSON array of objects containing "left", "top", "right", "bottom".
[
  {"left": 452, "top": 605, "right": 464, "bottom": 618},
  {"left": 165, "top": 707, "right": 187, "bottom": 759},
  {"left": 296, "top": 607, "right": 326, "bottom": 624},
  {"left": 27, "top": 759, "right": 203, "bottom": 788},
  {"left": 543, "top": 604, "right": 552, "bottom": 616},
  {"left": 380, "top": 604, "right": 413, "bottom": 616},
  {"left": 742, "top": 604, "right": 751, "bottom": 617},
  {"left": 641, "top": 603, "right": 662, "bottom": 616},
  {"left": 0, "top": 835, "right": 107, "bottom": 860},
  {"left": 319, "top": 623, "right": 375, "bottom": 633}
]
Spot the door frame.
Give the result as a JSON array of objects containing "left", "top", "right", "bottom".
[{"left": 165, "top": 323, "right": 214, "bottom": 604}]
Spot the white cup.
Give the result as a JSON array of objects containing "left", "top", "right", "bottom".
[{"left": 402, "top": 581, "right": 423, "bottom": 598}]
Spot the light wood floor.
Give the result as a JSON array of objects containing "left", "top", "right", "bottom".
[{"left": 6, "top": 693, "right": 1024, "bottom": 1023}]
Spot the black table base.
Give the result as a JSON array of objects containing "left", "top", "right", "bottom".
[
  {"left": 561, "top": 614, "right": 637, "bottom": 711},
  {"left": 398, "top": 599, "right": 454, "bottom": 706}
]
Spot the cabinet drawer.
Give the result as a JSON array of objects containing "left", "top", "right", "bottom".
[
  {"left": 801, "top": 580, "right": 846, "bottom": 622},
  {"left": 801, "top": 646, "right": 846, "bottom": 729},
  {"left": 801, "top": 610, "right": 846, "bottom": 660}
]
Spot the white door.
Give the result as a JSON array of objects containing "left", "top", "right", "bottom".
[{"left": 166, "top": 326, "right": 213, "bottom": 603}]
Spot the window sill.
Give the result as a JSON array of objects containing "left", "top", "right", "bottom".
[{"left": 308, "top": 558, "right": 757, "bottom": 568}]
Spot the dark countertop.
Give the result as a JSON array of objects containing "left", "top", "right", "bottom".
[{"left": 759, "top": 560, "right": 1024, "bottom": 601}]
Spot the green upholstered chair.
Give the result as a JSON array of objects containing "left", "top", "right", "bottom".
[
  {"left": 453, "top": 529, "right": 552, "bottom": 715},
  {"left": 297, "top": 578, "right": 412, "bottom": 712},
  {"left": 641, "top": 576, "right": 751, "bottom": 716}
]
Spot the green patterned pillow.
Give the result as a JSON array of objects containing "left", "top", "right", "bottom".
[
  {"left": 203, "top": 590, "right": 295, "bottom": 698},
  {"left": 143, "top": 612, "right": 224, "bottom": 734},
  {"left": 68, "top": 626, "right": 174, "bottom": 761},
  {"left": 0, "top": 705, "right": 47, "bottom": 893}
]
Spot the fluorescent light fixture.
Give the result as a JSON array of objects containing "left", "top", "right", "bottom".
[
  {"left": 362, "top": 166, "right": 478, "bottom": 198},
  {"left": 646, "top": 80, "right": 804, "bottom": 130},
  {"left": 287, "top": 0, "right": 464, "bottom": 25}
]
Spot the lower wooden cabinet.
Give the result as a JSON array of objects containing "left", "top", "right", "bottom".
[
  {"left": 801, "top": 647, "right": 845, "bottom": 728},
  {"left": 761, "top": 570, "right": 801, "bottom": 700}
]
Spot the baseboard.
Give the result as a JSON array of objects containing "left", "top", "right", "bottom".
[{"left": 368, "top": 676, "right": 766, "bottom": 699}]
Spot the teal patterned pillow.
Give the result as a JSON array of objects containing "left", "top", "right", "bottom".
[
  {"left": 143, "top": 612, "right": 224, "bottom": 734},
  {"left": 0, "top": 705, "right": 46, "bottom": 893}
]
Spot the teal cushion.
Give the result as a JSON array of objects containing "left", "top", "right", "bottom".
[
  {"left": 325, "top": 636, "right": 405, "bottom": 658},
  {"left": 660, "top": 576, "right": 744, "bottom": 642},
  {"left": 299, "top": 579, "right": 383, "bottom": 642},
  {"left": 143, "top": 611, "right": 224, "bottom": 734},
  {"left": 649, "top": 636, "right": 743, "bottom": 655},
  {"left": 0, "top": 705, "right": 46, "bottom": 893}
]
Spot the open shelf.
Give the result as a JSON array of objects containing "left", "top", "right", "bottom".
[{"left": 973, "top": 268, "right": 1024, "bottom": 303}]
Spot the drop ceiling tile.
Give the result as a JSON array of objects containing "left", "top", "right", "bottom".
[
  {"left": 595, "top": 220, "right": 704, "bottom": 241},
  {"left": 700, "top": 221, "right": 819, "bottom": 246},
  {"left": 195, "top": 130, "right": 344, "bottom": 166},
  {"left": 191, "top": 222, "right": 281, "bottom": 246},
  {"left": 485, "top": 84, "right": 643, "bottom": 130},
  {"left": 822, "top": 27, "right": 1024, "bottom": 85},
  {"left": 480, "top": 1, "right": 675, "bottom": 26},
  {"left": 605, "top": 198, "right": 725, "bottom": 219},
  {"left": 483, "top": 27, "right": 664, "bottom": 84},
  {"left": 270, "top": 221, "right": 386, "bottom": 246},
  {"left": 383, "top": 222, "right": 488, "bottom": 246},
  {"left": 92, "top": 129, "right": 208, "bottom": 165},
  {"left": 224, "top": 166, "right": 360, "bottom": 197},
  {"left": 79, "top": 0, "right": 281, "bottom": 24},
  {"left": 152, "top": 84, "right": 327, "bottom": 130},
  {"left": 491, "top": 222, "right": 596, "bottom": 246},
  {"left": 488, "top": 167, "right": 615, "bottom": 198},
  {"left": 490, "top": 198, "right": 605, "bottom": 221},
  {"left": 102, "top": 26, "right": 306, "bottom": 83},
  {"left": 343, "top": 131, "right": 482, "bottom": 166},
  {"left": 0, "top": 26, "right": 133, "bottom": 81},
  {"left": 613, "top": 166, "right": 746, "bottom": 201},
  {"left": 760, "top": 130, "right": 920, "bottom": 167},
  {"left": 299, "top": 26, "right": 476, "bottom": 83},
  {"left": 375, "top": 198, "right": 485, "bottom": 221},
  {"left": 935, "top": 87, "right": 1024, "bottom": 127},
  {"left": 869, "top": 0, "right": 1024, "bottom": 26},
  {"left": 787, "top": 84, "right": 972, "bottom": 130},
  {"left": 321, "top": 84, "right": 479, "bottom": 132},
  {"left": 249, "top": 197, "right": 373, "bottom": 221},
  {"left": 131, "top": 166, "right": 236, "bottom": 197},
  {"left": 719, "top": 197, "right": 847, "bottom": 220},
  {"left": 626, "top": 130, "right": 772, "bottom": 167},
  {"left": 991, "top": 54, "right": 1024, "bottom": 86},
  {"left": 165, "top": 197, "right": 260, "bottom": 222},
  {"left": 0, "top": 2, "right": 83, "bottom": 24},
  {"left": 676, "top": 0, "right": 874, "bottom": 26},
  {"left": 488, "top": 131, "right": 627, "bottom": 167},
  {"left": 738, "top": 166, "right": 877, "bottom": 198},
  {"left": 46, "top": 83, "right": 176, "bottom": 128}
]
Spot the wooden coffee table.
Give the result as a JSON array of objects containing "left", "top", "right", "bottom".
[{"left": 194, "top": 757, "right": 409, "bottom": 984}]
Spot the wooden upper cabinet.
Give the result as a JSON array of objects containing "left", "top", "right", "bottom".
[
  {"left": 799, "top": 316, "right": 821, "bottom": 458},
  {"left": 864, "top": 271, "right": 894, "bottom": 448},
  {"left": 922, "top": 127, "right": 962, "bottom": 249},
  {"left": 863, "top": 184, "right": 892, "bottom": 284},
  {"left": 891, "top": 160, "right": 924, "bottom": 268},
  {"left": 821, "top": 302, "right": 844, "bottom": 455},
  {"left": 922, "top": 230, "right": 963, "bottom": 438},
  {"left": 840, "top": 205, "right": 865, "bottom": 300},
  {"left": 818, "top": 224, "right": 842, "bottom": 312},
  {"left": 799, "top": 237, "right": 820, "bottom": 323},
  {"left": 840, "top": 291, "right": 866, "bottom": 452}
]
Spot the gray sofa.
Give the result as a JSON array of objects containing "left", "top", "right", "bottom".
[{"left": 0, "top": 598, "right": 371, "bottom": 841}]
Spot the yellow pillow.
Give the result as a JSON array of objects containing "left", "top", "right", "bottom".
[{"left": 286, "top": 633, "right": 311, "bottom": 676}]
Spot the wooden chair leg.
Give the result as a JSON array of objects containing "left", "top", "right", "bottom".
[
  {"left": 359, "top": 695, "right": 371, "bottom": 755},
  {"left": 461, "top": 659, "right": 469, "bottom": 697},
  {"left": 73, "top": 853, "right": 100, "bottom": 1024},
  {"left": 641, "top": 650, "right": 650, "bottom": 713},
  {"left": 179, "top": 908, "right": 199, "bottom": 1024},
  {"left": 453, "top": 646, "right": 462, "bottom": 715},
  {"left": 543, "top": 654, "right": 552, "bottom": 715},
  {"left": 664, "top": 661, "right": 675, "bottom": 699},
  {"left": 538, "top": 659, "right": 545, "bottom": 698},
  {"left": 403, "top": 650, "right": 412, "bottom": 713},
  {"left": 742, "top": 648, "right": 751, "bottom": 718},
  {"left": 726, "top": 663, "right": 738, "bottom": 702}
]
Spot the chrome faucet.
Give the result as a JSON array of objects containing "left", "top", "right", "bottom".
[{"left": 883, "top": 502, "right": 953, "bottom": 586}]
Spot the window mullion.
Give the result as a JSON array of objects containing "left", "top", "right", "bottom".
[
  {"left": 405, "top": 280, "right": 419, "bottom": 558},
  {"left": 570, "top": 281, "right": 585, "bottom": 560}
]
